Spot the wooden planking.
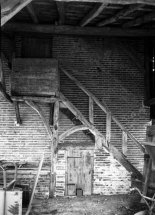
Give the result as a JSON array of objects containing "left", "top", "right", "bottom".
[
  {"left": 113, "top": 38, "right": 146, "bottom": 75},
  {"left": 1, "top": 0, "right": 33, "bottom": 26},
  {"left": 89, "top": 96, "right": 94, "bottom": 124},
  {"left": 80, "top": 3, "right": 108, "bottom": 27},
  {"left": 14, "top": 101, "right": 21, "bottom": 125},
  {"left": 2, "top": 22, "right": 155, "bottom": 37},
  {"left": 122, "top": 11, "right": 155, "bottom": 28},
  {"left": 122, "top": 131, "right": 127, "bottom": 155},
  {"left": 26, "top": 3, "right": 39, "bottom": 23},
  {"left": 97, "top": 4, "right": 143, "bottom": 26},
  {"left": 11, "top": 58, "right": 59, "bottom": 96},
  {"left": 106, "top": 111, "right": 111, "bottom": 147}
]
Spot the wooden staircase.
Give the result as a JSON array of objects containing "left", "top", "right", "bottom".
[{"left": 59, "top": 66, "right": 145, "bottom": 181}]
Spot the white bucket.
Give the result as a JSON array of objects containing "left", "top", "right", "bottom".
[{"left": 0, "top": 190, "right": 22, "bottom": 215}]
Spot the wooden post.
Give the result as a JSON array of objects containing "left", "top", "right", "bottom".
[
  {"left": 49, "top": 103, "right": 54, "bottom": 126},
  {"left": 50, "top": 100, "right": 59, "bottom": 198},
  {"left": 106, "top": 111, "right": 111, "bottom": 147},
  {"left": 89, "top": 96, "right": 94, "bottom": 124},
  {"left": 14, "top": 101, "right": 21, "bottom": 125},
  {"left": 122, "top": 131, "right": 128, "bottom": 155}
]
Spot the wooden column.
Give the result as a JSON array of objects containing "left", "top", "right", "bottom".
[
  {"left": 50, "top": 100, "right": 59, "bottom": 197},
  {"left": 89, "top": 96, "right": 94, "bottom": 124},
  {"left": 106, "top": 111, "right": 111, "bottom": 147},
  {"left": 14, "top": 101, "right": 21, "bottom": 125},
  {"left": 122, "top": 131, "right": 127, "bottom": 155}
]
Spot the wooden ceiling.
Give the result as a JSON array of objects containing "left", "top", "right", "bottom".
[{"left": 1, "top": 0, "right": 155, "bottom": 36}]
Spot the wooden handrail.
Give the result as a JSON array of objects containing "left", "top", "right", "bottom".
[{"left": 60, "top": 66, "right": 145, "bottom": 153}]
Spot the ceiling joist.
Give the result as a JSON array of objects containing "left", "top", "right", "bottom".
[
  {"left": 97, "top": 4, "right": 144, "bottom": 26},
  {"left": 2, "top": 22, "right": 155, "bottom": 37},
  {"left": 122, "top": 11, "right": 155, "bottom": 28},
  {"left": 55, "top": 0, "right": 155, "bottom": 6},
  {"left": 1, "top": 0, "right": 33, "bottom": 26},
  {"left": 26, "top": 3, "right": 39, "bottom": 23},
  {"left": 80, "top": 3, "right": 108, "bottom": 27}
]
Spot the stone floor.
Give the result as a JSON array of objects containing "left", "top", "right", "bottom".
[{"left": 27, "top": 193, "right": 150, "bottom": 215}]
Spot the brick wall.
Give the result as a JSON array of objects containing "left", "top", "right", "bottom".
[{"left": 0, "top": 35, "right": 150, "bottom": 197}]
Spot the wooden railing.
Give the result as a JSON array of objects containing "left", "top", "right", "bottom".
[{"left": 59, "top": 66, "right": 145, "bottom": 153}]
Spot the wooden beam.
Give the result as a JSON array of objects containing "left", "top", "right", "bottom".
[
  {"left": 50, "top": 101, "right": 59, "bottom": 198},
  {"left": 122, "top": 131, "right": 127, "bottom": 155},
  {"left": 106, "top": 111, "right": 111, "bottom": 147},
  {"left": 14, "top": 101, "right": 21, "bottom": 125},
  {"left": 2, "top": 22, "right": 155, "bottom": 37},
  {"left": 1, "top": 0, "right": 33, "bottom": 26},
  {"left": 59, "top": 125, "right": 88, "bottom": 142},
  {"left": 26, "top": 3, "right": 39, "bottom": 23},
  {"left": 60, "top": 66, "right": 145, "bottom": 153},
  {"left": 144, "top": 98, "right": 155, "bottom": 106},
  {"left": 56, "top": 2, "right": 65, "bottom": 25},
  {"left": 25, "top": 154, "right": 44, "bottom": 215},
  {"left": 142, "top": 157, "right": 152, "bottom": 198},
  {"left": 25, "top": 101, "right": 53, "bottom": 141},
  {"left": 89, "top": 96, "right": 94, "bottom": 124},
  {"left": 0, "top": 82, "right": 13, "bottom": 104},
  {"left": 0, "top": 57, "right": 5, "bottom": 87},
  {"left": 80, "top": 3, "right": 108, "bottom": 27},
  {"left": 60, "top": 93, "right": 143, "bottom": 180},
  {"left": 49, "top": 103, "right": 54, "bottom": 126},
  {"left": 97, "top": 4, "right": 143, "bottom": 26},
  {"left": 122, "top": 11, "right": 155, "bottom": 28},
  {"left": 11, "top": 96, "right": 62, "bottom": 103},
  {"left": 54, "top": 0, "right": 155, "bottom": 6},
  {"left": 113, "top": 38, "right": 146, "bottom": 75}
]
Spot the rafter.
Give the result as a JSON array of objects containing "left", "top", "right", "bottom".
[
  {"left": 56, "top": 2, "right": 65, "bottom": 25},
  {"left": 122, "top": 11, "right": 155, "bottom": 28},
  {"left": 26, "top": 3, "right": 39, "bottom": 23},
  {"left": 97, "top": 4, "right": 143, "bottom": 26},
  {"left": 55, "top": 0, "right": 155, "bottom": 6},
  {"left": 2, "top": 22, "right": 155, "bottom": 37},
  {"left": 1, "top": 0, "right": 33, "bottom": 26},
  {"left": 80, "top": 3, "right": 108, "bottom": 27}
]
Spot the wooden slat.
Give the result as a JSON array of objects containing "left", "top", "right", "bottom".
[
  {"left": 2, "top": 22, "right": 155, "bottom": 37},
  {"left": 97, "top": 4, "right": 143, "bottom": 26},
  {"left": 106, "top": 111, "right": 111, "bottom": 147},
  {"left": 113, "top": 38, "right": 146, "bottom": 75},
  {"left": 60, "top": 67, "right": 145, "bottom": 153},
  {"left": 80, "top": 3, "right": 108, "bottom": 27},
  {"left": 122, "top": 131, "right": 128, "bottom": 155},
  {"left": 14, "top": 101, "right": 21, "bottom": 125},
  {"left": 56, "top": 2, "right": 65, "bottom": 25},
  {"left": 60, "top": 93, "right": 143, "bottom": 180},
  {"left": 89, "top": 96, "right": 94, "bottom": 124},
  {"left": 1, "top": 0, "right": 33, "bottom": 26},
  {"left": 59, "top": 125, "right": 88, "bottom": 142},
  {"left": 26, "top": 3, "right": 39, "bottom": 23},
  {"left": 123, "top": 11, "right": 155, "bottom": 28}
]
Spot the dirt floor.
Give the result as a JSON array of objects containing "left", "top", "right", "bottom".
[{"left": 28, "top": 193, "right": 149, "bottom": 215}]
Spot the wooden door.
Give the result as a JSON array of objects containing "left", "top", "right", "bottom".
[{"left": 67, "top": 149, "right": 93, "bottom": 196}]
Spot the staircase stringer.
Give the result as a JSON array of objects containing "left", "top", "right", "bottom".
[
  {"left": 60, "top": 92, "right": 143, "bottom": 181},
  {"left": 60, "top": 66, "right": 145, "bottom": 153}
]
